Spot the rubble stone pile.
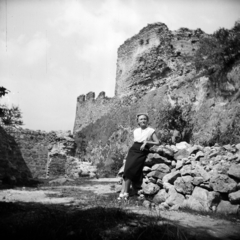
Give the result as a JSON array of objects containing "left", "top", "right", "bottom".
[{"left": 119, "top": 142, "right": 240, "bottom": 214}]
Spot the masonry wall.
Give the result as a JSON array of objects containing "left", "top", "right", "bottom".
[
  {"left": 0, "top": 126, "right": 76, "bottom": 184},
  {"left": 73, "top": 91, "right": 119, "bottom": 134}
]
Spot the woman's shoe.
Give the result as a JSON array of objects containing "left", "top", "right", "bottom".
[
  {"left": 117, "top": 192, "right": 124, "bottom": 201},
  {"left": 123, "top": 193, "right": 129, "bottom": 201}
]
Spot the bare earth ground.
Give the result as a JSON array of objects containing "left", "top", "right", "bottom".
[{"left": 0, "top": 178, "right": 240, "bottom": 240}]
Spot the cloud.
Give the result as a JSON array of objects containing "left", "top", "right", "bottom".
[{"left": 0, "top": 32, "right": 50, "bottom": 66}]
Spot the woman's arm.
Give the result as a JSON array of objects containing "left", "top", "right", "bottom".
[{"left": 140, "top": 132, "right": 159, "bottom": 151}]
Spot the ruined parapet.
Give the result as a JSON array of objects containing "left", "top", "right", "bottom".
[
  {"left": 115, "top": 22, "right": 206, "bottom": 97},
  {"left": 73, "top": 91, "right": 117, "bottom": 135}
]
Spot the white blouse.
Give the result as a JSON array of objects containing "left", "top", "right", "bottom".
[{"left": 133, "top": 127, "right": 155, "bottom": 143}]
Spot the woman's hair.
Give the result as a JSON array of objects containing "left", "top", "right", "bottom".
[{"left": 136, "top": 113, "right": 149, "bottom": 122}]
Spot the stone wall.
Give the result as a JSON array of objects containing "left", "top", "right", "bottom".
[
  {"left": 115, "top": 23, "right": 205, "bottom": 97},
  {"left": 73, "top": 91, "right": 119, "bottom": 134},
  {"left": 0, "top": 126, "right": 78, "bottom": 184}
]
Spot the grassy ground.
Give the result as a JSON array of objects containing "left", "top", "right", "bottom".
[
  {"left": 0, "top": 179, "right": 239, "bottom": 240},
  {"left": 0, "top": 200, "right": 196, "bottom": 240}
]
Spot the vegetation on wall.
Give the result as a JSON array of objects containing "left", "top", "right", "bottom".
[{"left": 194, "top": 21, "right": 240, "bottom": 92}]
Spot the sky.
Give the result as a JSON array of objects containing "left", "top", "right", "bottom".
[{"left": 0, "top": 0, "right": 239, "bottom": 132}]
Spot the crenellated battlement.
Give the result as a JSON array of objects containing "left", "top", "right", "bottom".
[{"left": 74, "top": 91, "right": 117, "bottom": 134}]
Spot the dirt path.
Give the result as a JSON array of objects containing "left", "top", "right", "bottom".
[{"left": 1, "top": 178, "right": 240, "bottom": 240}]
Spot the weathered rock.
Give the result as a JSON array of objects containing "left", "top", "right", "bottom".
[
  {"left": 223, "top": 144, "right": 236, "bottom": 153},
  {"left": 192, "top": 165, "right": 210, "bottom": 181},
  {"left": 194, "top": 151, "right": 204, "bottom": 160},
  {"left": 148, "top": 177, "right": 157, "bottom": 183},
  {"left": 229, "top": 190, "right": 240, "bottom": 204},
  {"left": 192, "top": 177, "right": 204, "bottom": 186},
  {"left": 143, "top": 166, "right": 151, "bottom": 172},
  {"left": 171, "top": 160, "right": 176, "bottom": 167},
  {"left": 143, "top": 200, "right": 151, "bottom": 208},
  {"left": 147, "top": 171, "right": 166, "bottom": 179},
  {"left": 142, "top": 182, "right": 160, "bottom": 195},
  {"left": 165, "top": 187, "right": 185, "bottom": 207},
  {"left": 176, "top": 160, "right": 183, "bottom": 170},
  {"left": 174, "top": 176, "right": 194, "bottom": 195},
  {"left": 174, "top": 149, "right": 190, "bottom": 161},
  {"left": 151, "top": 163, "right": 170, "bottom": 173},
  {"left": 153, "top": 189, "right": 168, "bottom": 204},
  {"left": 217, "top": 200, "right": 239, "bottom": 215},
  {"left": 209, "top": 174, "right": 237, "bottom": 193},
  {"left": 207, "top": 191, "right": 221, "bottom": 209},
  {"left": 182, "top": 187, "right": 209, "bottom": 211},
  {"left": 145, "top": 153, "right": 171, "bottom": 166},
  {"left": 180, "top": 164, "right": 192, "bottom": 176},
  {"left": 156, "top": 179, "right": 163, "bottom": 187},
  {"left": 236, "top": 143, "right": 240, "bottom": 151},
  {"left": 150, "top": 145, "right": 174, "bottom": 158},
  {"left": 175, "top": 142, "right": 191, "bottom": 150},
  {"left": 188, "top": 145, "right": 202, "bottom": 155},
  {"left": 183, "top": 196, "right": 209, "bottom": 212},
  {"left": 162, "top": 170, "right": 181, "bottom": 184},
  {"left": 228, "top": 164, "right": 240, "bottom": 180}
]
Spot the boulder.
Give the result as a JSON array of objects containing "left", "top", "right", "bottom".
[
  {"left": 188, "top": 145, "right": 202, "bottom": 155},
  {"left": 229, "top": 190, "right": 240, "bottom": 204},
  {"left": 165, "top": 187, "right": 185, "bottom": 207},
  {"left": 207, "top": 191, "right": 221, "bottom": 209},
  {"left": 209, "top": 174, "right": 237, "bottom": 193},
  {"left": 142, "top": 182, "right": 160, "bottom": 195},
  {"left": 180, "top": 164, "right": 192, "bottom": 176},
  {"left": 162, "top": 170, "right": 181, "bottom": 184},
  {"left": 151, "top": 163, "right": 170, "bottom": 173},
  {"left": 176, "top": 160, "right": 183, "bottom": 170},
  {"left": 192, "top": 177, "right": 204, "bottom": 186},
  {"left": 143, "top": 166, "right": 151, "bottom": 172},
  {"left": 216, "top": 200, "right": 239, "bottom": 215},
  {"left": 182, "top": 187, "right": 210, "bottom": 211},
  {"left": 194, "top": 151, "right": 204, "bottom": 160},
  {"left": 183, "top": 196, "right": 209, "bottom": 212},
  {"left": 175, "top": 142, "right": 191, "bottom": 150},
  {"left": 150, "top": 145, "right": 174, "bottom": 158},
  {"left": 147, "top": 171, "right": 166, "bottom": 179},
  {"left": 174, "top": 176, "right": 194, "bottom": 195},
  {"left": 228, "top": 164, "right": 240, "bottom": 180},
  {"left": 223, "top": 144, "right": 236, "bottom": 153},
  {"left": 145, "top": 153, "right": 171, "bottom": 166},
  {"left": 143, "top": 200, "right": 151, "bottom": 208},
  {"left": 236, "top": 143, "right": 240, "bottom": 151},
  {"left": 148, "top": 177, "right": 157, "bottom": 183},
  {"left": 153, "top": 189, "right": 168, "bottom": 204},
  {"left": 192, "top": 165, "right": 210, "bottom": 181},
  {"left": 174, "top": 149, "right": 190, "bottom": 161}
]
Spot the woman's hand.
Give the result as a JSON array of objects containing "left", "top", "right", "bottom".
[{"left": 140, "top": 140, "right": 147, "bottom": 151}]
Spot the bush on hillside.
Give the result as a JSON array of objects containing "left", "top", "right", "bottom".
[
  {"left": 156, "top": 103, "right": 193, "bottom": 144},
  {"left": 194, "top": 22, "right": 240, "bottom": 79}
]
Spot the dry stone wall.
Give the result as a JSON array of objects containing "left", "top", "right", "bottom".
[{"left": 118, "top": 142, "right": 240, "bottom": 214}]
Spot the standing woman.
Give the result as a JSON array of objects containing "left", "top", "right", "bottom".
[{"left": 118, "top": 113, "right": 159, "bottom": 200}]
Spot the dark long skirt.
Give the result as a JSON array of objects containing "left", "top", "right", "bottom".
[{"left": 123, "top": 142, "right": 149, "bottom": 187}]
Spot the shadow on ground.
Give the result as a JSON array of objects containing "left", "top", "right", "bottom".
[{"left": 0, "top": 201, "right": 230, "bottom": 240}]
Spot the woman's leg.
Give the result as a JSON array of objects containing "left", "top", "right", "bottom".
[{"left": 124, "top": 178, "right": 132, "bottom": 193}]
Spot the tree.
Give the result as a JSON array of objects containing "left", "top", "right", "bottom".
[
  {"left": 0, "top": 104, "right": 23, "bottom": 127},
  {"left": 0, "top": 86, "right": 23, "bottom": 127}
]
